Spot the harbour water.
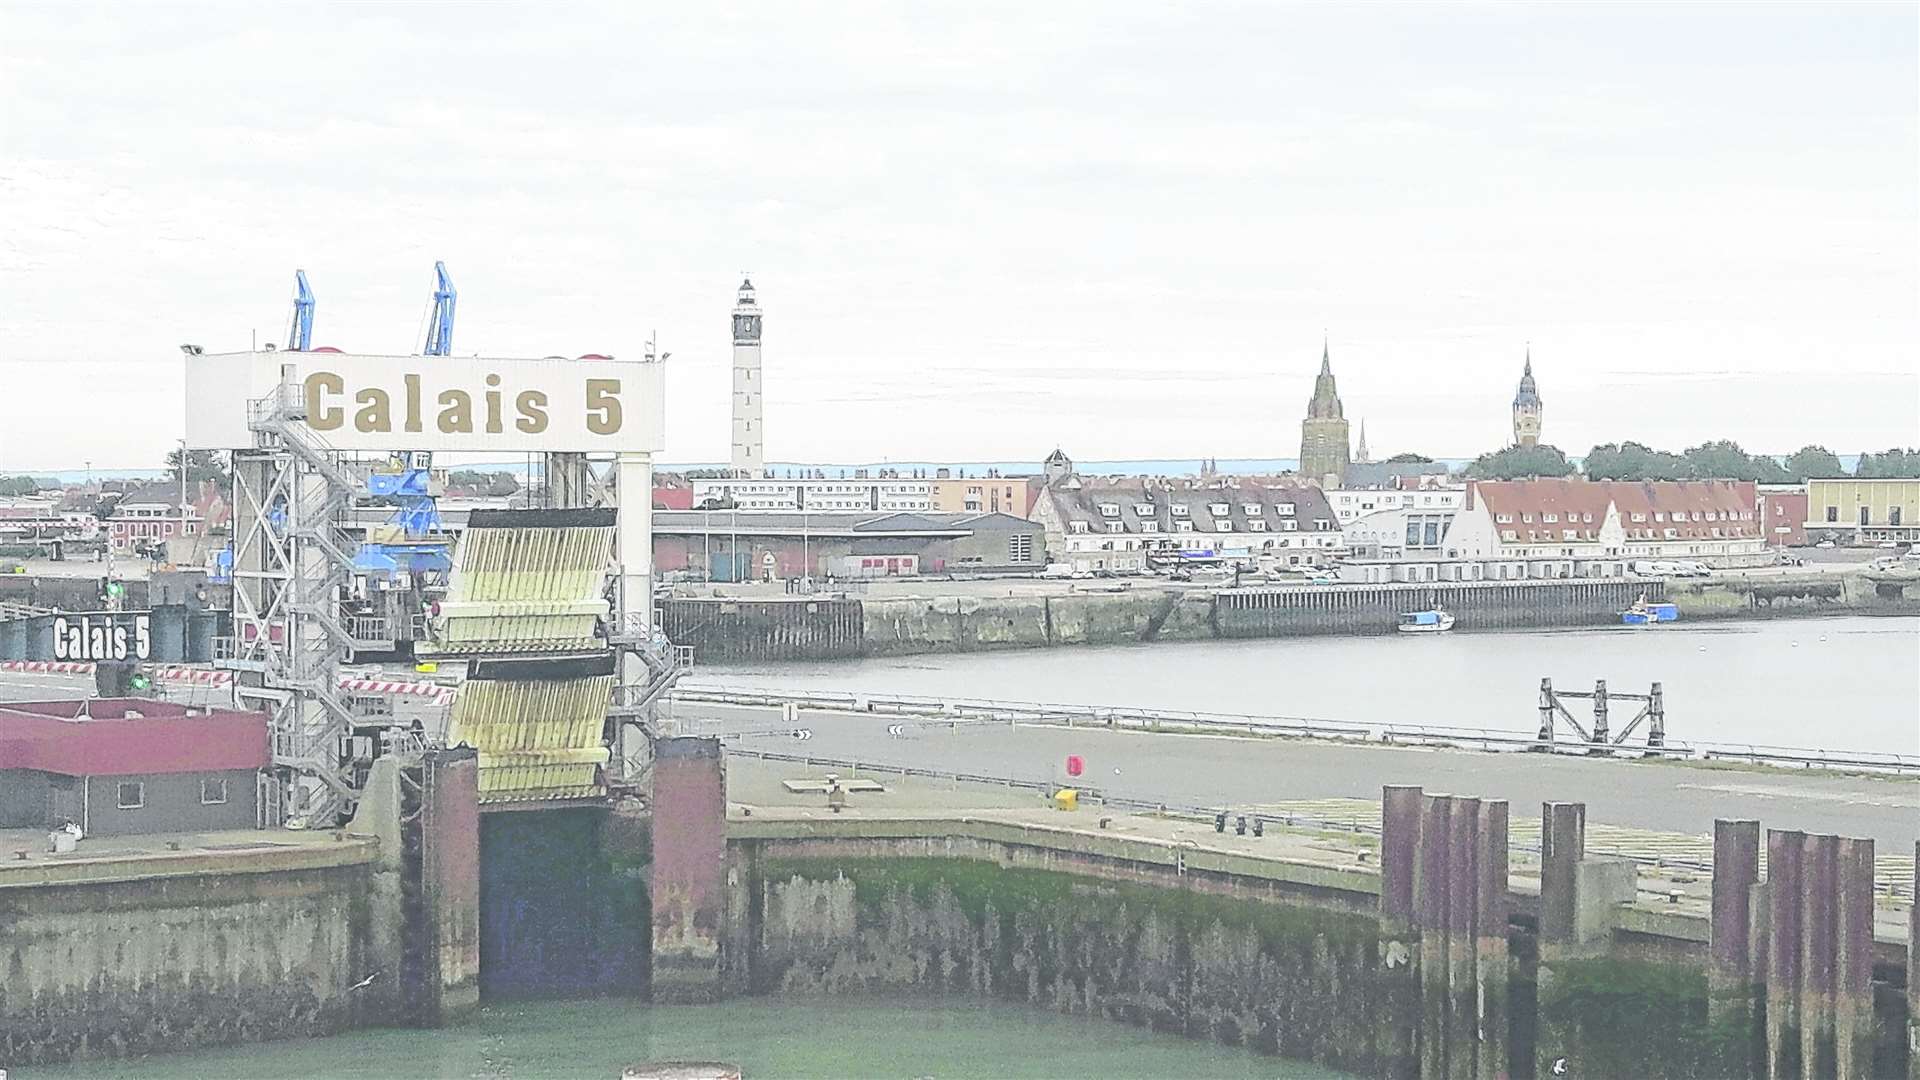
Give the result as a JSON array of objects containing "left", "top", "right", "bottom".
[
  {"left": 705, "top": 616, "right": 1920, "bottom": 757},
  {"left": 27, "top": 997, "right": 1348, "bottom": 1080}
]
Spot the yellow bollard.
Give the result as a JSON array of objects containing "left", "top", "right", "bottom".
[{"left": 1053, "top": 788, "right": 1078, "bottom": 812}]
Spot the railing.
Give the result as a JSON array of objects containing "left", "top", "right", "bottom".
[
  {"left": 722, "top": 750, "right": 1914, "bottom": 900},
  {"left": 672, "top": 684, "right": 1920, "bottom": 775}
]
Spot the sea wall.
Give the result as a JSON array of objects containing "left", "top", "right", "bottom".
[
  {"left": 1666, "top": 571, "right": 1920, "bottom": 620},
  {"left": 663, "top": 579, "right": 1653, "bottom": 662},
  {"left": 0, "top": 839, "right": 386, "bottom": 1065},
  {"left": 723, "top": 825, "right": 1415, "bottom": 1078}
]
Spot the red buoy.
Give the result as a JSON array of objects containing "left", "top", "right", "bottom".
[{"left": 1065, "top": 755, "right": 1084, "bottom": 777}]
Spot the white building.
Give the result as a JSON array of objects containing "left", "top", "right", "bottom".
[
  {"left": 1325, "top": 485, "right": 1464, "bottom": 525},
  {"left": 730, "top": 279, "right": 764, "bottom": 478},
  {"left": 1030, "top": 460, "right": 1344, "bottom": 572},
  {"left": 1341, "top": 506, "right": 1459, "bottom": 560},
  {"left": 689, "top": 477, "right": 934, "bottom": 514}
]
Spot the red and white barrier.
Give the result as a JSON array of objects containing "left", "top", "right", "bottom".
[{"left": 0, "top": 661, "right": 456, "bottom": 704}]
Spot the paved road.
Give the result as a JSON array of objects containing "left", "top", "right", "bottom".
[{"left": 668, "top": 700, "right": 1920, "bottom": 850}]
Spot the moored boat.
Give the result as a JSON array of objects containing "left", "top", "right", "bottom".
[{"left": 1397, "top": 609, "right": 1455, "bottom": 634}]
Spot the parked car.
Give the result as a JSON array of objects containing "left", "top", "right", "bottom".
[
  {"left": 1673, "top": 560, "right": 1711, "bottom": 577},
  {"left": 1814, "top": 539, "right": 1836, "bottom": 549}
]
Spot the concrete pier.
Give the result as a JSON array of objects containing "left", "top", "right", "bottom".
[
  {"left": 651, "top": 737, "right": 729, "bottom": 1003},
  {"left": 402, "top": 746, "right": 482, "bottom": 1024}
]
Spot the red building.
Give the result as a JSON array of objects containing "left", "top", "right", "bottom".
[
  {"left": 1757, "top": 486, "right": 1808, "bottom": 547},
  {"left": 0, "top": 699, "right": 269, "bottom": 836}
]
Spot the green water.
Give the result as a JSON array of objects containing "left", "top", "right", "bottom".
[{"left": 23, "top": 997, "right": 1350, "bottom": 1079}]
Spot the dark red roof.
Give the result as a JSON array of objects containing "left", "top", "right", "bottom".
[{"left": 0, "top": 700, "right": 269, "bottom": 777}]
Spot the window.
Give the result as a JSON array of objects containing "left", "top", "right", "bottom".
[
  {"left": 1892, "top": 507, "right": 1904, "bottom": 527},
  {"left": 1209, "top": 503, "right": 1230, "bottom": 516},
  {"left": 1134, "top": 503, "right": 1154, "bottom": 516},
  {"left": 1276, "top": 503, "right": 1295, "bottom": 515},
  {"left": 1859, "top": 506, "right": 1871, "bottom": 526},
  {"left": 1496, "top": 513, "right": 1513, "bottom": 524},
  {"left": 1562, "top": 529, "right": 1578, "bottom": 541},
  {"left": 1542, "top": 513, "right": 1558, "bottom": 523},
  {"left": 1107, "top": 521, "right": 1125, "bottom": 533},
  {"left": 1283, "top": 520, "right": 1298, "bottom": 531},
  {"left": 1521, "top": 513, "right": 1533, "bottom": 523},
  {"left": 1501, "top": 529, "right": 1518, "bottom": 541},
  {"left": 1098, "top": 503, "right": 1120, "bottom": 517},
  {"left": 1170, "top": 505, "right": 1190, "bottom": 517},
  {"left": 1249, "top": 520, "right": 1267, "bottom": 532},
  {"left": 201, "top": 777, "right": 229, "bottom": 805},
  {"left": 1825, "top": 506, "right": 1838, "bottom": 522},
  {"left": 1243, "top": 503, "right": 1261, "bottom": 516},
  {"left": 1009, "top": 534, "right": 1033, "bottom": 562},
  {"left": 1176, "top": 520, "right": 1194, "bottom": 532},
  {"left": 1217, "top": 521, "right": 1233, "bottom": 532},
  {"left": 117, "top": 781, "right": 144, "bottom": 809},
  {"left": 1070, "top": 521, "right": 1090, "bottom": 534}
]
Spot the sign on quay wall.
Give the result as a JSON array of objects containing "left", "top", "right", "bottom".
[
  {"left": 52, "top": 612, "right": 152, "bottom": 661},
  {"left": 184, "top": 351, "right": 666, "bottom": 454}
]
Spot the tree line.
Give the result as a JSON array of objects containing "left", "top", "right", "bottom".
[{"left": 1462, "top": 442, "right": 1920, "bottom": 482}]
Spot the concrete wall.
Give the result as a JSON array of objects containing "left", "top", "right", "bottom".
[
  {"left": 80, "top": 768, "right": 258, "bottom": 836},
  {"left": 0, "top": 769, "right": 55, "bottom": 827},
  {"left": 0, "top": 841, "right": 384, "bottom": 1066},
  {"left": 727, "top": 833, "right": 1414, "bottom": 1078},
  {"left": 1666, "top": 571, "right": 1920, "bottom": 619}
]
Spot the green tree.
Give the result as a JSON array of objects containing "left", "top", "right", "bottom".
[
  {"left": 1383, "top": 452, "right": 1434, "bottom": 464},
  {"left": 1679, "top": 440, "right": 1790, "bottom": 483},
  {"left": 1855, "top": 448, "right": 1920, "bottom": 478},
  {"left": 0, "top": 475, "right": 42, "bottom": 497},
  {"left": 166, "top": 447, "right": 230, "bottom": 487},
  {"left": 1466, "top": 443, "right": 1575, "bottom": 480},
  {"left": 1582, "top": 442, "right": 1687, "bottom": 481},
  {"left": 1782, "top": 446, "right": 1845, "bottom": 481}
]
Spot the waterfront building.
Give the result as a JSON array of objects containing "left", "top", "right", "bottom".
[
  {"left": 0, "top": 699, "right": 267, "bottom": 837},
  {"left": 1298, "top": 341, "right": 1351, "bottom": 485},
  {"left": 1803, "top": 477, "right": 1919, "bottom": 545},
  {"left": 1442, "top": 478, "right": 1767, "bottom": 570},
  {"left": 1512, "top": 348, "right": 1543, "bottom": 448},
  {"left": 688, "top": 476, "right": 933, "bottom": 513},
  {"left": 650, "top": 509, "right": 1043, "bottom": 581},
  {"left": 730, "top": 278, "right": 765, "bottom": 478},
  {"left": 1031, "top": 464, "right": 1343, "bottom": 572},
  {"left": 106, "top": 481, "right": 215, "bottom": 555},
  {"left": 928, "top": 471, "right": 1032, "bottom": 517},
  {"left": 1756, "top": 484, "right": 1807, "bottom": 547},
  {"left": 1340, "top": 505, "right": 1460, "bottom": 561},
  {"left": 1324, "top": 483, "right": 1466, "bottom": 525}
]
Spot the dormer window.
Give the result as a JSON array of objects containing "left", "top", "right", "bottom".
[
  {"left": 1521, "top": 513, "right": 1533, "bottom": 523},
  {"left": 1133, "top": 503, "right": 1154, "bottom": 517},
  {"left": 1243, "top": 503, "right": 1261, "bottom": 516},
  {"left": 1176, "top": 520, "right": 1194, "bottom": 533},
  {"left": 1208, "top": 503, "right": 1230, "bottom": 516},
  {"left": 1098, "top": 503, "right": 1120, "bottom": 517},
  {"left": 1276, "top": 503, "right": 1295, "bottom": 515},
  {"left": 1655, "top": 512, "right": 1666, "bottom": 522},
  {"left": 1108, "top": 521, "right": 1125, "bottom": 533},
  {"left": 1543, "top": 513, "right": 1558, "bottom": 523},
  {"left": 1070, "top": 521, "right": 1090, "bottom": 534},
  {"left": 1170, "top": 505, "right": 1190, "bottom": 517},
  {"left": 1218, "top": 521, "right": 1233, "bottom": 532},
  {"left": 1249, "top": 520, "right": 1267, "bottom": 532},
  {"left": 1495, "top": 513, "right": 1513, "bottom": 524}
]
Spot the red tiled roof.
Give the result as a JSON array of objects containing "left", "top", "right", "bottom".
[
  {"left": 1470, "top": 480, "right": 1613, "bottom": 543},
  {"left": 0, "top": 700, "right": 268, "bottom": 777}
]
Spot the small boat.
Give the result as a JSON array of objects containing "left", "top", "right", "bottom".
[
  {"left": 1397, "top": 609, "right": 1455, "bottom": 634},
  {"left": 1619, "top": 597, "right": 1680, "bottom": 626}
]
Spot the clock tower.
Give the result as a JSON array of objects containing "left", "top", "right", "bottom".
[
  {"left": 1512, "top": 347, "right": 1543, "bottom": 448},
  {"left": 730, "top": 278, "right": 764, "bottom": 477}
]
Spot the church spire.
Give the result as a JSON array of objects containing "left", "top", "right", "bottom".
[{"left": 1355, "top": 419, "right": 1370, "bottom": 464}]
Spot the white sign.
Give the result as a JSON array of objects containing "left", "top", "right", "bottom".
[
  {"left": 53, "top": 613, "right": 152, "bottom": 661},
  {"left": 184, "top": 351, "right": 666, "bottom": 454}
]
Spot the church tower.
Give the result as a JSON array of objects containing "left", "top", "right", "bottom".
[
  {"left": 1299, "top": 339, "right": 1351, "bottom": 485},
  {"left": 1354, "top": 419, "right": 1371, "bottom": 465},
  {"left": 1512, "top": 346, "right": 1543, "bottom": 448},
  {"left": 730, "top": 278, "right": 764, "bottom": 477}
]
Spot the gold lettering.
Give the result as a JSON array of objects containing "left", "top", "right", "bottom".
[
  {"left": 304, "top": 372, "right": 344, "bottom": 431},
  {"left": 515, "top": 390, "right": 549, "bottom": 433},
  {"left": 483, "top": 373, "right": 503, "bottom": 434},
  {"left": 353, "top": 388, "right": 391, "bottom": 433},
  {"left": 436, "top": 389, "right": 473, "bottom": 434},
  {"left": 585, "top": 378, "right": 621, "bottom": 435},
  {"left": 404, "top": 373, "right": 423, "bottom": 432}
]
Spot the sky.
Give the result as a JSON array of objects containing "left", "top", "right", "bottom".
[{"left": 1, "top": 2, "right": 1915, "bottom": 471}]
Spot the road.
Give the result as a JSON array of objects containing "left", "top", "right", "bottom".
[
  {"left": 667, "top": 700, "right": 1920, "bottom": 850},
  {"left": 10, "top": 668, "right": 1911, "bottom": 849}
]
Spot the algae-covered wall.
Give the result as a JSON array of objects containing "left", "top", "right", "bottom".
[
  {"left": 736, "top": 852, "right": 1416, "bottom": 1078},
  {"left": 1532, "top": 956, "right": 1748, "bottom": 1080},
  {"left": 0, "top": 857, "right": 381, "bottom": 1066}
]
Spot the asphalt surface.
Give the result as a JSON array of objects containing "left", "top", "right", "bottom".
[
  {"left": 667, "top": 700, "right": 1920, "bottom": 850},
  {"left": 9, "top": 670, "right": 1911, "bottom": 850}
]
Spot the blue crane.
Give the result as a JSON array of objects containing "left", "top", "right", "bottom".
[
  {"left": 287, "top": 270, "right": 314, "bottom": 351},
  {"left": 423, "top": 261, "right": 456, "bottom": 356}
]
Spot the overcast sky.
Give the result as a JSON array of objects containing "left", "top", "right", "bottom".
[{"left": 2, "top": 2, "right": 1915, "bottom": 471}]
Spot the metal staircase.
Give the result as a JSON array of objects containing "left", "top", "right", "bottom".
[{"left": 221, "top": 383, "right": 366, "bottom": 825}]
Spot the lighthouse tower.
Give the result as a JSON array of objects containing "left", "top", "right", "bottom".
[{"left": 730, "top": 279, "right": 764, "bottom": 477}]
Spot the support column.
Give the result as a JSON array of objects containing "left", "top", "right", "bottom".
[
  {"left": 1416, "top": 793, "right": 1454, "bottom": 1080},
  {"left": 1908, "top": 842, "right": 1919, "bottom": 1080},
  {"left": 1709, "top": 819, "right": 1762, "bottom": 1075},
  {"left": 1800, "top": 832, "right": 1839, "bottom": 1077},
  {"left": 615, "top": 450, "right": 655, "bottom": 781},
  {"left": 1473, "top": 799, "right": 1510, "bottom": 1080},
  {"left": 398, "top": 746, "right": 480, "bottom": 1025},
  {"left": 1380, "top": 785, "right": 1422, "bottom": 924},
  {"left": 1832, "top": 837, "right": 1874, "bottom": 1080},
  {"left": 1765, "top": 829, "right": 1806, "bottom": 1079},
  {"left": 1539, "top": 802, "right": 1586, "bottom": 953},
  {"left": 1379, "top": 784, "right": 1424, "bottom": 1077},
  {"left": 1447, "top": 796, "right": 1480, "bottom": 1080},
  {"left": 651, "top": 736, "right": 728, "bottom": 1003}
]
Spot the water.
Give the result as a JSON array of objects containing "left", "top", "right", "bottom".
[
  {"left": 26, "top": 997, "right": 1348, "bottom": 1080},
  {"left": 706, "top": 616, "right": 1920, "bottom": 757}
]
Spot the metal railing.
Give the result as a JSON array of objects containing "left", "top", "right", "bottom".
[{"left": 673, "top": 684, "right": 1920, "bottom": 775}]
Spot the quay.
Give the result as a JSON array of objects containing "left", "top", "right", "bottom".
[{"left": 662, "top": 571, "right": 1920, "bottom": 663}]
